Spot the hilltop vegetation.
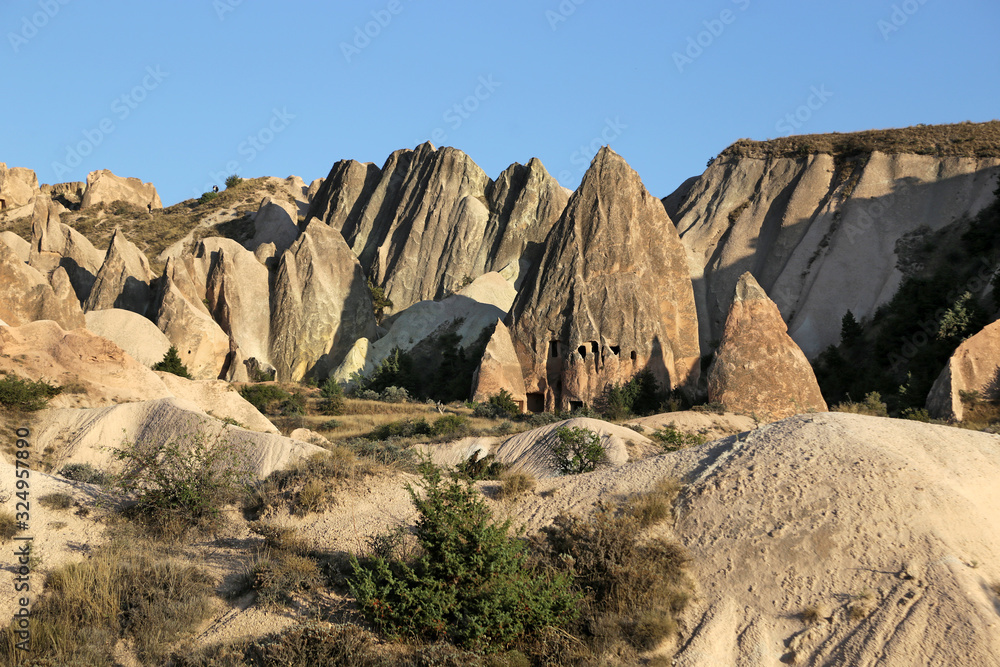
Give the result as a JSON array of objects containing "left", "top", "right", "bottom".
[{"left": 719, "top": 120, "right": 1000, "bottom": 160}]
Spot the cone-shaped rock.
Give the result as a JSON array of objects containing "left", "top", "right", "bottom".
[
  {"left": 246, "top": 196, "right": 299, "bottom": 255},
  {"left": 707, "top": 272, "right": 827, "bottom": 420},
  {"left": 926, "top": 320, "right": 1000, "bottom": 421},
  {"left": 471, "top": 319, "right": 527, "bottom": 409},
  {"left": 0, "top": 238, "right": 84, "bottom": 329},
  {"left": 204, "top": 239, "right": 272, "bottom": 371},
  {"left": 269, "top": 221, "right": 378, "bottom": 381},
  {"left": 28, "top": 197, "right": 103, "bottom": 301},
  {"left": 83, "top": 227, "right": 156, "bottom": 314},
  {"left": 507, "top": 147, "right": 701, "bottom": 412}
]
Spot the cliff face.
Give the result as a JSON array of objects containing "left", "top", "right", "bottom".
[
  {"left": 672, "top": 151, "right": 1000, "bottom": 358},
  {"left": 508, "top": 147, "right": 700, "bottom": 412},
  {"left": 305, "top": 144, "right": 568, "bottom": 313}
]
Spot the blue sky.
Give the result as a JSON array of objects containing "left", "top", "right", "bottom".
[{"left": 3, "top": 0, "right": 998, "bottom": 206}]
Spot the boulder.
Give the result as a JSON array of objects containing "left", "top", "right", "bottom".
[
  {"left": 508, "top": 147, "right": 701, "bottom": 412},
  {"left": 154, "top": 258, "right": 230, "bottom": 380},
  {"left": 0, "top": 231, "right": 30, "bottom": 263},
  {"left": 269, "top": 220, "right": 378, "bottom": 381},
  {"left": 926, "top": 319, "right": 1000, "bottom": 421},
  {"left": 84, "top": 308, "right": 171, "bottom": 367},
  {"left": 471, "top": 319, "right": 527, "bottom": 408},
  {"left": 246, "top": 196, "right": 299, "bottom": 255},
  {"left": 0, "top": 163, "right": 39, "bottom": 209},
  {"left": 82, "top": 227, "right": 156, "bottom": 314},
  {"left": 707, "top": 272, "right": 827, "bottom": 420},
  {"left": 0, "top": 239, "right": 85, "bottom": 329},
  {"left": 80, "top": 169, "right": 162, "bottom": 210}
]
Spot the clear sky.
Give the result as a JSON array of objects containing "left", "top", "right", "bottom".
[{"left": 3, "top": 0, "right": 998, "bottom": 206}]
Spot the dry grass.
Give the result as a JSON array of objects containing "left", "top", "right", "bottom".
[
  {"left": 801, "top": 603, "right": 826, "bottom": 625},
  {"left": 625, "top": 477, "right": 681, "bottom": 528},
  {"left": 720, "top": 120, "right": 1000, "bottom": 160},
  {"left": 38, "top": 492, "right": 74, "bottom": 510},
  {"left": 496, "top": 470, "right": 537, "bottom": 500},
  {"left": 0, "top": 509, "right": 19, "bottom": 541}
]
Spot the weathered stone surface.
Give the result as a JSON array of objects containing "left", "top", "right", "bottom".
[
  {"left": 80, "top": 169, "right": 162, "bottom": 210},
  {"left": 707, "top": 272, "right": 827, "bottom": 420},
  {"left": 508, "top": 147, "right": 701, "bottom": 412},
  {"left": 246, "top": 196, "right": 299, "bottom": 255},
  {"left": 927, "top": 319, "right": 1000, "bottom": 421},
  {"left": 471, "top": 319, "right": 527, "bottom": 409},
  {"left": 0, "top": 164, "right": 39, "bottom": 209},
  {"left": 84, "top": 308, "right": 171, "bottom": 367},
  {"left": 269, "top": 221, "right": 378, "bottom": 381},
  {"left": 28, "top": 196, "right": 104, "bottom": 301},
  {"left": 83, "top": 227, "right": 156, "bottom": 314},
  {"left": 306, "top": 145, "right": 567, "bottom": 312},
  {"left": 203, "top": 239, "right": 272, "bottom": 371},
  {"left": 154, "top": 258, "right": 229, "bottom": 380},
  {"left": 673, "top": 151, "right": 1000, "bottom": 357},
  {"left": 0, "top": 238, "right": 85, "bottom": 329},
  {"left": 155, "top": 372, "right": 278, "bottom": 434},
  {"left": 0, "top": 232, "right": 30, "bottom": 263}
]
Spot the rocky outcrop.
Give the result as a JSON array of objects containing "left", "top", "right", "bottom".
[
  {"left": 0, "top": 237, "right": 85, "bottom": 330},
  {"left": 306, "top": 144, "right": 567, "bottom": 312},
  {"left": 672, "top": 149, "right": 1000, "bottom": 358},
  {"left": 926, "top": 319, "right": 1000, "bottom": 421},
  {"left": 0, "top": 232, "right": 30, "bottom": 263},
  {"left": 508, "top": 147, "right": 701, "bottom": 412},
  {"left": 80, "top": 169, "right": 162, "bottom": 210},
  {"left": 246, "top": 196, "right": 299, "bottom": 255},
  {"left": 83, "top": 227, "right": 156, "bottom": 314},
  {"left": 84, "top": 308, "right": 172, "bottom": 367},
  {"left": 0, "top": 163, "right": 39, "bottom": 209},
  {"left": 470, "top": 319, "right": 527, "bottom": 408},
  {"left": 154, "top": 258, "right": 230, "bottom": 380},
  {"left": 269, "top": 221, "right": 378, "bottom": 381},
  {"left": 28, "top": 196, "right": 104, "bottom": 301},
  {"left": 707, "top": 272, "right": 827, "bottom": 420}
]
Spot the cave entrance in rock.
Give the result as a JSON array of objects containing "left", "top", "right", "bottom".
[
  {"left": 526, "top": 392, "right": 544, "bottom": 413},
  {"left": 569, "top": 400, "right": 583, "bottom": 411},
  {"left": 549, "top": 340, "right": 559, "bottom": 358}
]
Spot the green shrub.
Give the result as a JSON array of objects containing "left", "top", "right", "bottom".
[
  {"left": 496, "top": 470, "right": 536, "bottom": 500},
  {"left": 225, "top": 174, "right": 243, "bottom": 189},
  {"left": 601, "top": 370, "right": 663, "bottom": 421},
  {"left": 152, "top": 346, "right": 192, "bottom": 378},
  {"left": 380, "top": 385, "right": 410, "bottom": 403},
  {"left": 109, "top": 432, "right": 253, "bottom": 537},
  {"left": 369, "top": 418, "right": 432, "bottom": 441},
  {"left": 0, "top": 373, "right": 62, "bottom": 411},
  {"left": 319, "top": 377, "right": 346, "bottom": 417},
  {"left": 549, "top": 426, "right": 606, "bottom": 475},
  {"left": 650, "top": 424, "right": 706, "bottom": 452},
  {"left": 455, "top": 451, "right": 507, "bottom": 481},
  {"left": 279, "top": 391, "right": 307, "bottom": 416},
  {"left": 473, "top": 389, "right": 520, "bottom": 420},
  {"left": 240, "top": 384, "right": 292, "bottom": 415},
  {"left": 198, "top": 191, "right": 219, "bottom": 204},
  {"left": 431, "top": 414, "right": 468, "bottom": 437},
  {"left": 349, "top": 462, "right": 579, "bottom": 652},
  {"left": 59, "top": 462, "right": 110, "bottom": 485},
  {"left": 834, "top": 391, "right": 889, "bottom": 417},
  {"left": 248, "top": 551, "right": 323, "bottom": 607},
  {"left": 368, "top": 278, "right": 393, "bottom": 326}
]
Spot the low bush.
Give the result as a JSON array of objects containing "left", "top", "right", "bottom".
[
  {"left": 496, "top": 470, "right": 536, "bottom": 500},
  {"left": 455, "top": 451, "right": 507, "bottom": 481},
  {"left": 38, "top": 493, "right": 73, "bottom": 510},
  {"left": 239, "top": 384, "right": 292, "bottom": 415},
  {"left": 834, "top": 391, "right": 889, "bottom": 417},
  {"left": 601, "top": 370, "right": 664, "bottom": 421},
  {"left": 549, "top": 426, "right": 606, "bottom": 475},
  {"left": 624, "top": 477, "right": 680, "bottom": 528},
  {"left": 473, "top": 389, "right": 520, "bottom": 420},
  {"left": 108, "top": 432, "right": 253, "bottom": 537},
  {"left": 319, "top": 377, "right": 346, "bottom": 415},
  {"left": 0, "top": 510, "right": 19, "bottom": 541},
  {"left": 152, "top": 345, "right": 191, "bottom": 378},
  {"left": 431, "top": 413, "right": 468, "bottom": 437},
  {"left": 198, "top": 191, "right": 219, "bottom": 204},
  {"left": 59, "top": 462, "right": 110, "bottom": 485},
  {"left": 0, "top": 373, "right": 62, "bottom": 411},
  {"left": 650, "top": 424, "right": 706, "bottom": 452},
  {"left": 248, "top": 551, "right": 323, "bottom": 607},
  {"left": 349, "top": 462, "right": 579, "bottom": 652},
  {"left": 225, "top": 174, "right": 244, "bottom": 189},
  {"left": 368, "top": 418, "right": 432, "bottom": 441},
  {"left": 380, "top": 385, "right": 410, "bottom": 403}
]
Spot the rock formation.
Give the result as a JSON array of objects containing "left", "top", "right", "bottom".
[
  {"left": 0, "top": 236, "right": 85, "bottom": 330},
  {"left": 672, "top": 148, "right": 1000, "bottom": 357},
  {"left": 470, "top": 319, "right": 527, "bottom": 408},
  {"left": 707, "top": 272, "right": 827, "bottom": 420},
  {"left": 306, "top": 144, "right": 567, "bottom": 312},
  {"left": 84, "top": 308, "right": 172, "bottom": 367},
  {"left": 83, "top": 227, "right": 157, "bottom": 314},
  {"left": 28, "top": 196, "right": 104, "bottom": 301},
  {"left": 926, "top": 319, "right": 1000, "bottom": 421},
  {"left": 0, "top": 231, "right": 30, "bottom": 263},
  {"left": 80, "top": 169, "right": 162, "bottom": 210},
  {"left": 246, "top": 196, "right": 299, "bottom": 255},
  {"left": 507, "top": 147, "right": 701, "bottom": 412},
  {"left": 0, "top": 163, "right": 39, "bottom": 209},
  {"left": 269, "top": 220, "right": 378, "bottom": 381}
]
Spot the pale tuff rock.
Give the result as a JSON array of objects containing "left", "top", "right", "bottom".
[
  {"left": 154, "top": 372, "right": 279, "bottom": 434},
  {"left": 84, "top": 308, "right": 172, "bottom": 368},
  {"left": 246, "top": 196, "right": 299, "bottom": 255},
  {"left": 29, "top": 196, "right": 104, "bottom": 301},
  {"left": 926, "top": 319, "right": 1000, "bottom": 421},
  {"left": 269, "top": 220, "right": 378, "bottom": 382},
  {"left": 707, "top": 272, "right": 827, "bottom": 420},
  {"left": 0, "top": 163, "right": 40, "bottom": 209},
  {"left": 80, "top": 168, "right": 162, "bottom": 210},
  {"left": 83, "top": 227, "right": 156, "bottom": 314},
  {"left": 673, "top": 151, "right": 1000, "bottom": 357},
  {"left": 0, "top": 231, "right": 30, "bottom": 263},
  {"left": 508, "top": 146, "right": 701, "bottom": 412},
  {"left": 0, "top": 236, "right": 85, "bottom": 330},
  {"left": 470, "top": 319, "right": 527, "bottom": 409}
]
